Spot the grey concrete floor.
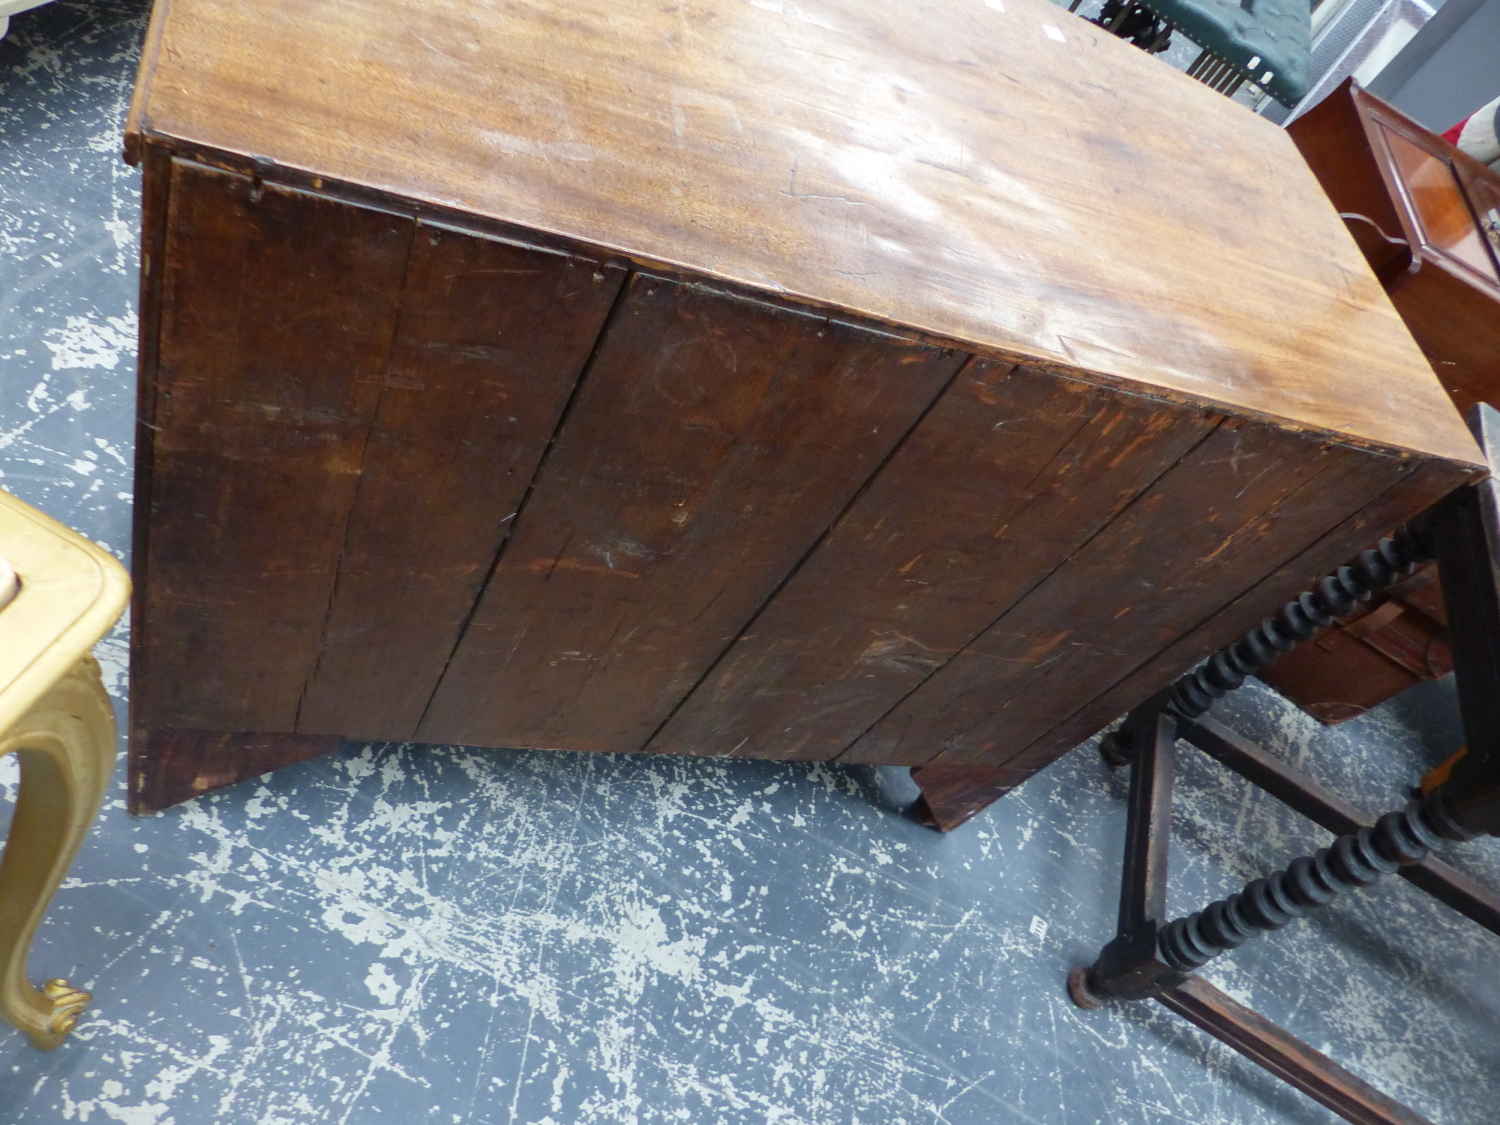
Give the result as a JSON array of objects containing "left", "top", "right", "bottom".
[{"left": 2, "top": 3, "right": 1498, "bottom": 1123}]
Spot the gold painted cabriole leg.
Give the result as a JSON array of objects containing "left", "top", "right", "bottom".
[{"left": 0, "top": 656, "right": 116, "bottom": 1049}]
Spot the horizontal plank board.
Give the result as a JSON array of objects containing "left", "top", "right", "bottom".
[
  {"left": 840, "top": 422, "right": 1421, "bottom": 767},
  {"left": 139, "top": 160, "right": 413, "bottom": 733},
  {"left": 295, "top": 224, "right": 626, "bottom": 740},
  {"left": 129, "top": 0, "right": 1483, "bottom": 470},
  {"left": 977, "top": 456, "right": 1472, "bottom": 793},
  {"left": 417, "top": 275, "right": 964, "bottom": 751},
  {"left": 649, "top": 362, "right": 1219, "bottom": 760}
]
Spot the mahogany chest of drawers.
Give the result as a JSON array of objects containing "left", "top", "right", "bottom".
[
  {"left": 1291, "top": 81, "right": 1500, "bottom": 420},
  {"left": 122, "top": 0, "right": 1482, "bottom": 815}
]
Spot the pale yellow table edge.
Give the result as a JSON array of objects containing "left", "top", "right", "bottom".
[{"left": 0, "top": 488, "right": 130, "bottom": 1049}]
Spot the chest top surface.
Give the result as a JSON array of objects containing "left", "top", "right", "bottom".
[{"left": 127, "top": 0, "right": 1482, "bottom": 468}]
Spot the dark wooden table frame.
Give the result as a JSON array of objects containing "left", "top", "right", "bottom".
[
  {"left": 1068, "top": 406, "right": 1500, "bottom": 1125},
  {"left": 1088, "top": 710, "right": 1500, "bottom": 1125}
]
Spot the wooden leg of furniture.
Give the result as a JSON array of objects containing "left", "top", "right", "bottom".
[
  {"left": 1182, "top": 715, "right": 1500, "bottom": 935},
  {"left": 1067, "top": 698, "right": 1443, "bottom": 1125},
  {"left": 0, "top": 657, "right": 116, "bottom": 1050},
  {"left": 908, "top": 764, "right": 1014, "bottom": 832},
  {"left": 1156, "top": 976, "right": 1436, "bottom": 1125},
  {"left": 1067, "top": 411, "right": 1500, "bottom": 1125},
  {"left": 129, "top": 728, "right": 344, "bottom": 815}
]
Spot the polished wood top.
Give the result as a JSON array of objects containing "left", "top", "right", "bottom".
[{"left": 127, "top": 0, "right": 1482, "bottom": 467}]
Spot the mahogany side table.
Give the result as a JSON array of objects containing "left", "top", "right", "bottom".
[
  {"left": 1290, "top": 80, "right": 1500, "bottom": 418},
  {"left": 122, "top": 0, "right": 1482, "bottom": 822}
]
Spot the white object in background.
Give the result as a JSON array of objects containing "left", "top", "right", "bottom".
[
  {"left": 0, "top": 0, "right": 56, "bottom": 41},
  {"left": 1452, "top": 94, "right": 1500, "bottom": 169},
  {"left": 1351, "top": 16, "right": 1421, "bottom": 85}
]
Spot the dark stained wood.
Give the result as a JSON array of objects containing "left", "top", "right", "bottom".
[
  {"left": 1256, "top": 561, "right": 1450, "bottom": 724},
  {"left": 138, "top": 159, "right": 413, "bottom": 734},
  {"left": 294, "top": 225, "right": 625, "bottom": 741},
  {"left": 122, "top": 1, "right": 1486, "bottom": 813},
  {"left": 842, "top": 422, "right": 1432, "bottom": 768},
  {"left": 1117, "top": 712, "right": 1179, "bottom": 937},
  {"left": 1182, "top": 715, "right": 1500, "bottom": 936},
  {"left": 1379, "top": 125, "right": 1498, "bottom": 285},
  {"left": 1431, "top": 405, "right": 1500, "bottom": 818},
  {"left": 909, "top": 764, "right": 1013, "bottom": 833},
  {"left": 1287, "top": 81, "right": 1413, "bottom": 283},
  {"left": 1454, "top": 159, "right": 1500, "bottom": 249},
  {"left": 130, "top": 729, "right": 344, "bottom": 815},
  {"left": 1389, "top": 266, "right": 1500, "bottom": 420},
  {"left": 649, "top": 363, "right": 1219, "bottom": 761},
  {"left": 417, "top": 276, "right": 965, "bottom": 751},
  {"left": 990, "top": 458, "right": 1468, "bottom": 799},
  {"left": 126, "top": 138, "right": 175, "bottom": 778},
  {"left": 1158, "top": 976, "right": 1437, "bottom": 1125}
]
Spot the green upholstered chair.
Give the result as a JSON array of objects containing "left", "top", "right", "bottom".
[{"left": 1077, "top": 0, "right": 1312, "bottom": 108}]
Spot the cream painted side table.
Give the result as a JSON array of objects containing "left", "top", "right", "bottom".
[{"left": 0, "top": 489, "right": 129, "bottom": 1049}]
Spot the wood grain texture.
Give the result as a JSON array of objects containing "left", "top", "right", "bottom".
[
  {"left": 842, "top": 422, "right": 1434, "bottom": 768},
  {"left": 126, "top": 0, "right": 1481, "bottom": 470},
  {"left": 294, "top": 225, "right": 625, "bottom": 741},
  {"left": 130, "top": 729, "right": 343, "bottom": 815},
  {"left": 972, "top": 457, "right": 1469, "bottom": 797},
  {"left": 649, "top": 363, "right": 1218, "bottom": 761},
  {"left": 908, "top": 764, "right": 1012, "bottom": 833},
  {"left": 1286, "top": 80, "right": 1413, "bottom": 283},
  {"left": 123, "top": 8, "right": 1487, "bottom": 810},
  {"left": 1256, "top": 560, "right": 1450, "bottom": 724},
  {"left": 1389, "top": 267, "right": 1500, "bottom": 420},
  {"left": 417, "top": 275, "right": 964, "bottom": 752},
  {"left": 139, "top": 159, "right": 413, "bottom": 733},
  {"left": 126, "top": 140, "right": 174, "bottom": 758},
  {"left": 1378, "top": 125, "right": 1498, "bottom": 286},
  {"left": 1290, "top": 83, "right": 1500, "bottom": 418}
]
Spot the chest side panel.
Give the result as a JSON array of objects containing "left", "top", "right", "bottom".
[
  {"left": 842, "top": 424, "right": 1422, "bottom": 767},
  {"left": 956, "top": 458, "right": 1469, "bottom": 796},
  {"left": 648, "top": 362, "right": 1219, "bottom": 761},
  {"left": 140, "top": 160, "right": 414, "bottom": 733},
  {"left": 417, "top": 274, "right": 964, "bottom": 752},
  {"left": 294, "top": 223, "right": 625, "bottom": 740},
  {"left": 139, "top": 162, "right": 622, "bottom": 740}
]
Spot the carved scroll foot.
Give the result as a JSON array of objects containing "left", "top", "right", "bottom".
[
  {"left": 0, "top": 658, "right": 117, "bottom": 1049},
  {"left": 29, "top": 979, "right": 91, "bottom": 1050}
]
